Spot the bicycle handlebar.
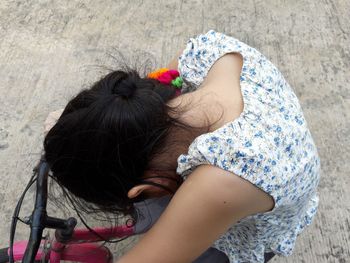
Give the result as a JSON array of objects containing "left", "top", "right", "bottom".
[
  {"left": 22, "top": 161, "right": 49, "bottom": 263},
  {"left": 20, "top": 161, "right": 77, "bottom": 263}
]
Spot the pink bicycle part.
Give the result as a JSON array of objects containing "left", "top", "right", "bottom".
[{"left": 9, "top": 224, "right": 134, "bottom": 262}]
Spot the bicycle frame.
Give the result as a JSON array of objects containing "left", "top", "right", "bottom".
[{"left": 10, "top": 224, "right": 134, "bottom": 262}]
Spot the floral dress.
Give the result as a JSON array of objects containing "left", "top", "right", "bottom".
[{"left": 176, "top": 30, "right": 321, "bottom": 263}]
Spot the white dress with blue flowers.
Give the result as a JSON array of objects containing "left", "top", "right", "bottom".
[{"left": 176, "top": 30, "right": 321, "bottom": 263}]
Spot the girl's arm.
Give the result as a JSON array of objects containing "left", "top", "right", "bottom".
[{"left": 117, "top": 165, "right": 274, "bottom": 263}]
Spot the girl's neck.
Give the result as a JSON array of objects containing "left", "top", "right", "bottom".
[
  {"left": 143, "top": 90, "right": 218, "bottom": 195},
  {"left": 147, "top": 89, "right": 222, "bottom": 177}
]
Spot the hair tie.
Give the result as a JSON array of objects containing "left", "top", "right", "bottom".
[
  {"left": 171, "top": 77, "right": 183, "bottom": 88},
  {"left": 147, "top": 68, "right": 168, "bottom": 79},
  {"left": 148, "top": 68, "right": 183, "bottom": 94}
]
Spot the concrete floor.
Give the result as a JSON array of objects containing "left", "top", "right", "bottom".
[{"left": 0, "top": 0, "right": 349, "bottom": 262}]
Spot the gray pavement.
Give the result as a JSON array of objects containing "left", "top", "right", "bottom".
[{"left": 0, "top": 0, "right": 349, "bottom": 262}]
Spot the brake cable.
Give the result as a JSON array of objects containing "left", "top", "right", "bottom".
[{"left": 9, "top": 172, "right": 37, "bottom": 263}]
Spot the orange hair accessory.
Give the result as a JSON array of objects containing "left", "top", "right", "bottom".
[
  {"left": 147, "top": 68, "right": 169, "bottom": 79},
  {"left": 148, "top": 68, "right": 183, "bottom": 92}
]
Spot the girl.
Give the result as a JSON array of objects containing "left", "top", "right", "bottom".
[{"left": 44, "top": 30, "right": 320, "bottom": 262}]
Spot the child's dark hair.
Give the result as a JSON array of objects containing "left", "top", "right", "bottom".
[{"left": 44, "top": 69, "right": 191, "bottom": 217}]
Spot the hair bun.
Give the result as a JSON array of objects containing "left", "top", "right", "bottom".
[{"left": 112, "top": 77, "right": 138, "bottom": 99}]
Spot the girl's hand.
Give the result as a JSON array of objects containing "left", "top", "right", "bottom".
[{"left": 44, "top": 109, "right": 63, "bottom": 134}]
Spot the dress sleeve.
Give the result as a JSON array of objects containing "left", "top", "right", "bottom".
[
  {"left": 177, "top": 30, "right": 276, "bottom": 92},
  {"left": 178, "top": 30, "right": 247, "bottom": 88}
]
